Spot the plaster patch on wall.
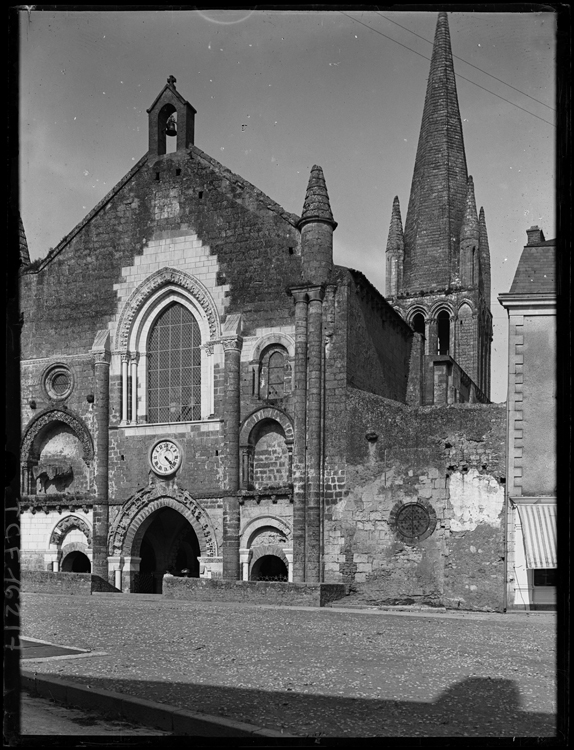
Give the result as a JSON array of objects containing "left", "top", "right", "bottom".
[
  {"left": 449, "top": 468, "right": 503, "bottom": 531},
  {"left": 154, "top": 189, "right": 180, "bottom": 219}
]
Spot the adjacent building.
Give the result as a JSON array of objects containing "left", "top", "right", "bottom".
[{"left": 499, "top": 226, "right": 556, "bottom": 610}]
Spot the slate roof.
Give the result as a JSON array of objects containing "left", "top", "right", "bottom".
[{"left": 509, "top": 241, "right": 556, "bottom": 295}]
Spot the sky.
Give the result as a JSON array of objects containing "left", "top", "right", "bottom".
[{"left": 18, "top": 8, "right": 556, "bottom": 404}]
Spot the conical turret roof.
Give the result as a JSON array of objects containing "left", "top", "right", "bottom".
[
  {"left": 403, "top": 11, "right": 468, "bottom": 292},
  {"left": 386, "top": 196, "right": 405, "bottom": 256},
  {"left": 479, "top": 206, "right": 491, "bottom": 302},
  {"left": 19, "top": 213, "right": 31, "bottom": 267},
  {"left": 298, "top": 165, "right": 337, "bottom": 229}
]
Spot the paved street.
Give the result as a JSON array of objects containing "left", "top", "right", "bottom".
[
  {"left": 21, "top": 691, "right": 171, "bottom": 737},
  {"left": 21, "top": 593, "right": 556, "bottom": 738}
]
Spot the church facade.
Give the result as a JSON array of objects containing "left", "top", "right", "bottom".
[{"left": 19, "top": 13, "right": 509, "bottom": 610}]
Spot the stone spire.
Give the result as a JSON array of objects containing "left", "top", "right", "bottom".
[
  {"left": 298, "top": 165, "right": 337, "bottom": 230},
  {"left": 385, "top": 196, "right": 405, "bottom": 297},
  {"left": 402, "top": 11, "right": 469, "bottom": 293},
  {"left": 479, "top": 207, "right": 491, "bottom": 303},
  {"left": 19, "top": 213, "right": 31, "bottom": 267},
  {"left": 298, "top": 165, "right": 337, "bottom": 284}
]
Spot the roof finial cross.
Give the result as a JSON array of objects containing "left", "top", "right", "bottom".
[{"left": 167, "top": 75, "right": 177, "bottom": 87}]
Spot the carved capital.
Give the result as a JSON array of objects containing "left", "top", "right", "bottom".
[
  {"left": 307, "top": 286, "right": 325, "bottom": 303},
  {"left": 222, "top": 336, "right": 243, "bottom": 354}
]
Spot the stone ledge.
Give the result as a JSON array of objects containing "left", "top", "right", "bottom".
[
  {"left": 163, "top": 577, "right": 347, "bottom": 607},
  {"left": 21, "top": 571, "right": 120, "bottom": 595}
]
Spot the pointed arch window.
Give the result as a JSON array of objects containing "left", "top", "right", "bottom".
[{"left": 147, "top": 302, "right": 202, "bottom": 423}]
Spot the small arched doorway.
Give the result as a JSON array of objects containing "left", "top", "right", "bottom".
[
  {"left": 250, "top": 555, "right": 288, "bottom": 581},
  {"left": 61, "top": 551, "right": 91, "bottom": 573},
  {"left": 134, "top": 507, "right": 200, "bottom": 594}
]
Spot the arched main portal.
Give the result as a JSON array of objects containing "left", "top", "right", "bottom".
[{"left": 133, "top": 507, "right": 201, "bottom": 594}]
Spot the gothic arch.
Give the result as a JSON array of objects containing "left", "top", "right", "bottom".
[
  {"left": 114, "top": 267, "right": 221, "bottom": 352},
  {"left": 108, "top": 484, "right": 218, "bottom": 558},
  {"left": 457, "top": 300, "right": 476, "bottom": 316},
  {"left": 405, "top": 305, "right": 428, "bottom": 325},
  {"left": 428, "top": 300, "right": 454, "bottom": 321},
  {"left": 49, "top": 514, "right": 93, "bottom": 547},
  {"left": 239, "top": 407, "right": 294, "bottom": 447},
  {"left": 22, "top": 409, "right": 94, "bottom": 464}
]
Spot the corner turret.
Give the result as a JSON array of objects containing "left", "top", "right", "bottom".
[
  {"left": 297, "top": 165, "right": 337, "bottom": 284},
  {"left": 385, "top": 196, "right": 405, "bottom": 297}
]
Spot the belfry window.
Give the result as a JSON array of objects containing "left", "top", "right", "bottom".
[
  {"left": 437, "top": 311, "right": 450, "bottom": 355},
  {"left": 147, "top": 303, "right": 201, "bottom": 423},
  {"left": 412, "top": 313, "right": 426, "bottom": 337}
]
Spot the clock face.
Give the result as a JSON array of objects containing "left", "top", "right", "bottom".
[{"left": 150, "top": 440, "right": 182, "bottom": 476}]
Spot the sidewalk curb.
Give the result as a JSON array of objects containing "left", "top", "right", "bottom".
[{"left": 21, "top": 671, "right": 293, "bottom": 738}]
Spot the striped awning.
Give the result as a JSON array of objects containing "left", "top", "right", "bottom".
[{"left": 517, "top": 504, "right": 557, "bottom": 569}]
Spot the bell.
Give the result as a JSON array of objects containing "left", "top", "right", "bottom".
[{"left": 165, "top": 115, "right": 177, "bottom": 137}]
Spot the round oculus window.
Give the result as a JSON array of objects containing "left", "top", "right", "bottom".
[
  {"left": 44, "top": 365, "right": 73, "bottom": 400},
  {"left": 396, "top": 503, "right": 431, "bottom": 538},
  {"left": 391, "top": 501, "right": 437, "bottom": 544}
]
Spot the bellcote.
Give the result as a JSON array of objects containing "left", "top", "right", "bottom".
[{"left": 147, "top": 75, "right": 196, "bottom": 156}]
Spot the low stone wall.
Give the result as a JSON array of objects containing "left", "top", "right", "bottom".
[
  {"left": 21, "top": 571, "right": 120, "bottom": 595},
  {"left": 163, "top": 577, "right": 348, "bottom": 607},
  {"left": 21, "top": 571, "right": 92, "bottom": 596}
]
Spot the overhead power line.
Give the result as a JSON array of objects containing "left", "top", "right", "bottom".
[
  {"left": 376, "top": 12, "right": 555, "bottom": 112},
  {"left": 339, "top": 12, "right": 555, "bottom": 128}
]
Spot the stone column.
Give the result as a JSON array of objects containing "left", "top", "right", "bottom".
[
  {"left": 239, "top": 548, "right": 250, "bottom": 580},
  {"left": 130, "top": 353, "right": 139, "bottom": 424},
  {"left": 123, "top": 555, "right": 141, "bottom": 593},
  {"left": 290, "top": 288, "right": 309, "bottom": 582},
  {"left": 93, "top": 345, "right": 111, "bottom": 580},
  {"left": 121, "top": 354, "right": 129, "bottom": 423},
  {"left": 305, "top": 286, "right": 324, "bottom": 582},
  {"left": 222, "top": 336, "right": 242, "bottom": 580}
]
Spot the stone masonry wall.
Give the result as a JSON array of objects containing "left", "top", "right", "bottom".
[
  {"left": 323, "top": 388, "right": 506, "bottom": 611},
  {"left": 345, "top": 271, "right": 412, "bottom": 402}
]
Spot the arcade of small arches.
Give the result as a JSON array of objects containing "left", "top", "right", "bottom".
[{"left": 405, "top": 302, "right": 479, "bottom": 357}]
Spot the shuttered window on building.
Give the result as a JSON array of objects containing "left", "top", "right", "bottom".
[{"left": 147, "top": 303, "right": 201, "bottom": 423}]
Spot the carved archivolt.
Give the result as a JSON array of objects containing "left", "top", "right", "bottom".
[
  {"left": 50, "top": 515, "right": 93, "bottom": 547},
  {"left": 239, "top": 407, "right": 294, "bottom": 446},
  {"left": 241, "top": 515, "right": 292, "bottom": 548},
  {"left": 108, "top": 484, "right": 218, "bottom": 558},
  {"left": 22, "top": 409, "right": 94, "bottom": 464},
  {"left": 250, "top": 544, "right": 288, "bottom": 566},
  {"left": 115, "top": 267, "right": 220, "bottom": 351}
]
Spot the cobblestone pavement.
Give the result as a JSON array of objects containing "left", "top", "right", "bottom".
[{"left": 21, "top": 594, "right": 556, "bottom": 738}]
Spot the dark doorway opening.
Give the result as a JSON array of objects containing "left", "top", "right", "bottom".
[
  {"left": 250, "top": 554, "right": 288, "bottom": 582},
  {"left": 134, "top": 507, "right": 201, "bottom": 593},
  {"left": 61, "top": 551, "right": 91, "bottom": 573}
]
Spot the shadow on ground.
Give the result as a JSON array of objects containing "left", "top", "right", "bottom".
[{"left": 22, "top": 673, "right": 556, "bottom": 740}]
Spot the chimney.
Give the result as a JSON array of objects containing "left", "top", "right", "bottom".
[{"left": 526, "top": 226, "right": 545, "bottom": 246}]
